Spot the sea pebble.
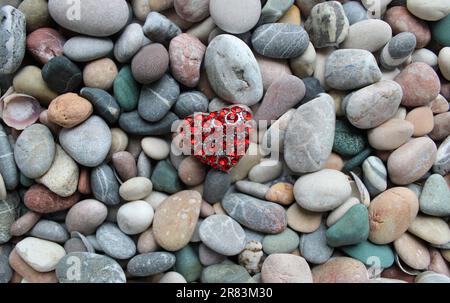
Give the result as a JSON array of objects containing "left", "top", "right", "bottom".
[
  {"left": 24, "top": 184, "right": 79, "bottom": 213},
  {"left": 114, "top": 23, "right": 145, "bottom": 64},
  {"left": 47, "top": 93, "right": 93, "bottom": 128},
  {"left": 41, "top": 56, "right": 82, "bottom": 94},
  {"left": 29, "top": 220, "right": 69, "bottom": 244},
  {"left": 258, "top": 0, "right": 294, "bottom": 25},
  {"left": 12, "top": 66, "right": 58, "bottom": 106},
  {"left": 203, "top": 170, "right": 231, "bottom": 204},
  {"left": 300, "top": 223, "right": 334, "bottom": 264},
  {"left": 341, "top": 240, "right": 395, "bottom": 269},
  {"left": 368, "top": 119, "right": 414, "bottom": 150},
  {"left": 261, "top": 254, "right": 313, "bottom": 283},
  {"left": 201, "top": 264, "right": 251, "bottom": 283},
  {"left": 342, "top": 1, "right": 368, "bottom": 25},
  {"left": 0, "top": 192, "right": 19, "bottom": 244},
  {"left": 143, "top": 12, "right": 182, "bottom": 44},
  {"left": 151, "top": 159, "right": 184, "bottom": 194},
  {"left": 132, "top": 44, "right": 169, "bottom": 85},
  {"left": 439, "top": 47, "right": 450, "bottom": 81},
  {"left": 407, "top": 0, "right": 450, "bottom": 21},
  {"left": 15, "top": 237, "right": 66, "bottom": 272},
  {"left": 90, "top": 164, "right": 121, "bottom": 206},
  {"left": 117, "top": 201, "right": 154, "bottom": 235},
  {"left": 287, "top": 203, "right": 322, "bottom": 233},
  {"left": 96, "top": 223, "right": 136, "bottom": 260},
  {"left": 341, "top": 19, "right": 392, "bottom": 52},
  {"left": 26, "top": 28, "right": 65, "bottom": 65},
  {"left": 173, "top": 92, "right": 209, "bottom": 119},
  {"left": 80, "top": 88, "right": 120, "bottom": 125},
  {"left": 174, "top": 245, "right": 202, "bottom": 282},
  {"left": 262, "top": 228, "right": 299, "bottom": 254},
  {"left": 312, "top": 257, "right": 369, "bottom": 283},
  {"left": 0, "top": 6, "right": 26, "bottom": 75},
  {"left": 394, "top": 232, "right": 431, "bottom": 270},
  {"left": 380, "top": 32, "right": 417, "bottom": 70},
  {"left": 209, "top": 0, "right": 261, "bottom": 34},
  {"left": 431, "top": 12, "right": 450, "bottom": 46},
  {"left": 65, "top": 199, "right": 107, "bottom": 235},
  {"left": 119, "top": 177, "right": 153, "bottom": 201},
  {"left": 409, "top": 215, "right": 450, "bottom": 245},
  {"left": 362, "top": 156, "right": 388, "bottom": 196},
  {"left": 127, "top": 252, "right": 176, "bottom": 277},
  {"left": 434, "top": 135, "right": 450, "bottom": 175},
  {"left": 63, "top": 36, "right": 113, "bottom": 63},
  {"left": 114, "top": 66, "right": 140, "bottom": 112}
]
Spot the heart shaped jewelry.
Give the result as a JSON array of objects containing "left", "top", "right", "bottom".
[{"left": 179, "top": 106, "right": 253, "bottom": 172}]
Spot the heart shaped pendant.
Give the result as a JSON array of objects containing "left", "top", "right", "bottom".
[{"left": 179, "top": 106, "right": 253, "bottom": 172}]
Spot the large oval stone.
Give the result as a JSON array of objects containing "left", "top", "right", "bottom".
[
  {"left": 284, "top": 94, "right": 335, "bottom": 173},
  {"left": 96, "top": 223, "right": 136, "bottom": 260},
  {"left": 0, "top": 6, "right": 26, "bottom": 74},
  {"left": 205, "top": 34, "right": 263, "bottom": 106}
]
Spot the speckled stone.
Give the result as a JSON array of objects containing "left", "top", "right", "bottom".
[
  {"left": 173, "top": 92, "right": 209, "bottom": 118},
  {"left": 333, "top": 120, "right": 367, "bottom": 157},
  {"left": 80, "top": 88, "right": 121, "bottom": 125},
  {"left": 90, "top": 164, "right": 120, "bottom": 206},
  {"left": 380, "top": 32, "right": 417, "bottom": 70},
  {"left": 420, "top": 174, "right": 450, "bottom": 217},
  {"left": 0, "top": 6, "right": 26, "bottom": 75},
  {"left": 262, "top": 227, "right": 299, "bottom": 254},
  {"left": 299, "top": 223, "right": 334, "bottom": 265},
  {"left": 132, "top": 44, "right": 169, "bottom": 85},
  {"left": 205, "top": 34, "right": 263, "bottom": 106},
  {"left": 305, "top": 1, "right": 349, "bottom": 48},
  {"left": 325, "top": 49, "right": 382, "bottom": 90},
  {"left": 0, "top": 192, "right": 19, "bottom": 244},
  {"left": 24, "top": 184, "right": 80, "bottom": 214},
  {"left": 284, "top": 94, "right": 335, "bottom": 173},
  {"left": 96, "top": 223, "right": 136, "bottom": 260},
  {"left": 127, "top": 252, "right": 176, "bottom": 277},
  {"left": 341, "top": 240, "right": 395, "bottom": 269},
  {"left": 56, "top": 252, "right": 126, "bottom": 283},
  {"left": 252, "top": 23, "right": 309, "bottom": 59},
  {"left": 138, "top": 74, "right": 180, "bottom": 122},
  {"left": 222, "top": 193, "right": 287, "bottom": 234}
]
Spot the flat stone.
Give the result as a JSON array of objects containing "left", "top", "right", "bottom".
[
  {"left": 80, "top": 88, "right": 121, "bottom": 125},
  {"left": 209, "top": 0, "right": 261, "bottom": 34},
  {"left": 112, "top": 151, "right": 137, "bottom": 181},
  {"left": 299, "top": 222, "right": 334, "bottom": 264},
  {"left": 262, "top": 228, "right": 299, "bottom": 254},
  {"left": 174, "top": 245, "right": 202, "bottom": 282},
  {"left": 90, "top": 164, "right": 120, "bottom": 205},
  {"left": 119, "top": 177, "right": 153, "bottom": 201},
  {"left": 199, "top": 214, "right": 246, "bottom": 256},
  {"left": 286, "top": 203, "right": 322, "bottom": 233},
  {"left": 127, "top": 252, "right": 175, "bottom": 277},
  {"left": 65, "top": 199, "right": 107, "bottom": 235},
  {"left": 10, "top": 211, "right": 41, "bottom": 237},
  {"left": 24, "top": 184, "right": 80, "bottom": 214},
  {"left": 409, "top": 215, "right": 450, "bottom": 245},
  {"left": 342, "top": 19, "right": 391, "bottom": 52},
  {"left": 117, "top": 201, "right": 154, "bottom": 235},
  {"left": 222, "top": 193, "right": 287, "bottom": 234},
  {"left": 143, "top": 12, "right": 181, "bottom": 44},
  {"left": 284, "top": 94, "right": 335, "bottom": 173},
  {"left": 119, "top": 111, "right": 178, "bottom": 136},
  {"left": 407, "top": 0, "right": 450, "bottom": 21},
  {"left": 420, "top": 174, "right": 450, "bottom": 217},
  {"left": 261, "top": 254, "right": 313, "bottom": 283},
  {"left": 114, "top": 23, "right": 144, "bottom": 63},
  {"left": 326, "top": 204, "right": 369, "bottom": 247},
  {"left": 203, "top": 170, "right": 232, "bottom": 204},
  {"left": 151, "top": 159, "right": 184, "bottom": 194},
  {"left": 294, "top": 169, "right": 352, "bottom": 212},
  {"left": 59, "top": 116, "right": 112, "bottom": 167},
  {"left": 153, "top": 191, "right": 202, "bottom": 251},
  {"left": 205, "top": 34, "right": 263, "bottom": 106},
  {"left": 96, "top": 223, "right": 136, "bottom": 260},
  {"left": 341, "top": 240, "right": 395, "bottom": 269},
  {"left": 394, "top": 232, "right": 431, "bottom": 270},
  {"left": 362, "top": 156, "right": 387, "bottom": 196},
  {"left": 63, "top": 36, "right": 113, "bottom": 62},
  {"left": 0, "top": 6, "right": 26, "bottom": 74},
  {"left": 312, "top": 257, "right": 369, "bottom": 283},
  {"left": 56, "top": 252, "right": 125, "bottom": 283},
  {"left": 41, "top": 56, "right": 82, "bottom": 94},
  {"left": 29, "top": 220, "right": 69, "bottom": 244},
  {"left": 201, "top": 264, "right": 251, "bottom": 283},
  {"left": 368, "top": 118, "right": 414, "bottom": 150},
  {"left": 173, "top": 92, "right": 209, "bottom": 119},
  {"left": 235, "top": 181, "right": 269, "bottom": 200},
  {"left": 16, "top": 237, "right": 65, "bottom": 272},
  {"left": 252, "top": 23, "right": 309, "bottom": 59},
  {"left": 114, "top": 66, "right": 140, "bottom": 112},
  {"left": 14, "top": 124, "right": 55, "bottom": 179}
]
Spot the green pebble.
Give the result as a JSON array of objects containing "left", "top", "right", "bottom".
[
  {"left": 341, "top": 240, "right": 395, "bottom": 268},
  {"left": 201, "top": 264, "right": 251, "bottom": 283},
  {"left": 19, "top": 173, "right": 34, "bottom": 187},
  {"left": 344, "top": 147, "right": 372, "bottom": 172},
  {"left": 114, "top": 66, "right": 140, "bottom": 112},
  {"left": 432, "top": 14, "right": 450, "bottom": 46},
  {"left": 419, "top": 174, "right": 450, "bottom": 217},
  {"left": 333, "top": 120, "right": 367, "bottom": 157},
  {"left": 326, "top": 204, "right": 369, "bottom": 247},
  {"left": 174, "top": 245, "right": 202, "bottom": 283},
  {"left": 151, "top": 160, "right": 184, "bottom": 194},
  {"left": 262, "top": 228, "right": 299, "bottom": 254}
]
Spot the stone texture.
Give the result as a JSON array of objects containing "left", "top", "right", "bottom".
[
  {"left": 41, "top": 56, "right": 82, "bottom": 94},
  {"left": 209, "top": 0, "right": 261, "bottom": 34},
  {"left": 90, "top": 164, "right": 120, "bottom": 206},
  {"left": 368, "top": 119, "right": 414, "bottom": 151},
  {"left": 143, "top": 12, "right": 182, "bottom": 44},
  {"left": 26, "top": 28, "right": 65, "bottom": 65},
  {"left": 24, "top": 184, "right": 80, "bottom": 214},
  {"left": 0, "top": 6, "right": 26, "bottom": 74},
  {"left": 80, "top": 88, "right": 120, "bottom": 125},
  {"left": 312, "top": 257, "right": 369, "bottom": 283},
  {"left": 96, "top": 223, "right": 136, "bottom": 260},
  {"left": 261, "top": 254, "right": 313, "bottom": 283},
  {"left": 63, "top": 36, "right": 113, "bottom": 62},
  {"left": 132, "top": 44, "right": 169, "bottom": 85}
]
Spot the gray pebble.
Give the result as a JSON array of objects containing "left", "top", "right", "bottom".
[
  {"left": 0, "top": 125, "right": 19, "bottom": 190},
  {"left": 380, "top": 32, "right": 416, "bottom": 70},
  {"left": 137, "top": 152, "right": 152, "bottom": 179},
  {"left": 64, "top": 238, "right": 88, "bottom": 254},
  {"left": 143, "top": 12, "right": 181, "bottom": 45},
  {"left": 300, "top": 77, "right": 326, "bottom": 105},
  {"left": 420, "top": 174, "right": 450, "bottom": 217},
  {"left": 29, "top": 220, "right": 69, "bottom": 244},
  {"left": 0, "top": 192, "right": 19, "bottom": 244},
  {"left": 80, "top": 88, "right": 121, "bottom": 124},
  {"left": 262, "top": 228, "right": 299, "bottom": 254},
  {"left": 199, "top": 243, "right": 227, "bottom": 266},
  {"left": 63, "top": 36, "right": 114, "bottom": 62},
  {"left": 138, "top": 74, "right": 180, "bottom": 122},
  {"left": 244, "top": 228, "right": 265, "bottom": 244},
  {"left": 258, "top": 0, "right": 294, "bottom": 26},
  {"left": 343, "top": 1, "right": 368, "bottom": 25},
  {"left": 174, "top": 92, "right": 209, "bottom": 119},
  {"left": 299, "top": 222, "right": 334, "bottom": 264},
  {"left": 362, "top": 156, "right": 387, "bottom": 196},
  {"left": 114, "top": 23, "right": 144, "bottom": 63},
  {"left": 0, "top": 6, "right": 26, "bottom": 74},
  {"left": 96, "top": 223, "right": 136, "bottom": 260},
  {"left": 203, "top": 170, "right": 232, "bottom": 204},
  {"left": 119, "top": 111, "right": 179, "bottom": 136},
  {"left": 235, "top": 181, "right": 269, "bottom": 199},
  {"left": 0, "top": 244, "right": 12, "bottom": 283},
  {"left": 90, "top": 164, "right": 121, "bottom": 206},
  {"left": 127, "top": 252, "right": 176, "bottom": 277},
  {"left": 201, "top": 264, "right": 251, "bottom": 283}
]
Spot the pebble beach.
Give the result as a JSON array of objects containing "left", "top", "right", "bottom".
[{"left": 0, "top": 0, "right": 450, "bottom": 284}]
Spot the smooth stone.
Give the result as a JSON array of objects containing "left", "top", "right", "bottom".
[
  {"left": 143, "top": 10, "right": 182, "bottom": 44},
  {"left": 64, "top": 237, "right": 89, "bottom": 254},
  {"left": 341, "top": 240, "right": 395, "bottom": 268},
  {"left": 248, "top": 160, "right": 283, "bottom": 184},
  {"left": 342, "top": 19, "right": 391, "bottom": 52},
  {"left": 41, "top": 56, "right": 82, "bottom": 94},
  {"left": 0, "top": 6, "right": 26, "bottom": 74},
  {"left": 312, "top": 257, "right": 369, "bottom": 283},
  {"left": 326, "top": 204, "right": 369, "bottom": 247},
  {"left": 394, "top": 232, "right": 431, "bottom": 270},
  {"left": 96, "top": 223, "right": 136, "bottom": 260},
  {"left": 119, "top": 177, "right": 153, "bottom": 201},
  {"left": 138, "top": 74, "right": 180, "bottom": 122},
  {"left": 209, "top": 0, "right": 261, "bottom": 34},
  {"left": 265, "top": 182, "right": 295, "bottom": 206},
  {"left": 63, "top": 36, "right": 113, "bottom": 62},
  {"left": 205, "top": 34, "right": 263, "bottom": 106},
  {"left": 14, "top": 124, "right": 55, "bottom": 179},
  {"left": 344, "top": 80, "right": 403, "bottom": 129},
  {"left": 18, "top": 0, "right": 50, "bottom": 32},
  {"left": 431, "top": 13, "right": 450, "bottom": 46},
  {"left": 252, "top": 23, "right": 309, "bottom": 59},
  {"left": 59, "top": 116, "right": 111, "bottom": 167},
  {"left": 151, "top": 159, "right": 184, "bottom": 194},
  {"left": 412, "top": 48, "right": 438, "bottom": 68},
  {"left": 294, "top": 169, "right": 351, "bottom": 212},
  {"left": 159, "top": 271, "right": 187, "bottom": 283},
  {"left": 258, "top": 0, "right": 294, "bottom": 25},
  {"left": 420, "top": 174, "right": 450, "bottom": 217},
  {"left": 261, "top": 254, "right": 313, "bottom": 283},
  {"left": 284, "top": 94, "right": 335, "bottom": 173},
  {"left": 409, "top": 215, "right": 450, "bottom": 245},
  {"left": 174, "top": 245, "right": 202, "bottom": 283},
  {"left": 201, "top": 264, "right": 251, "bottom": 283},
  {"left": 299, "top": 223, "right": 334, "bottom": 264},
  {"left": 153, "top": 190, "right": 201, "bottom": 251},
  {"left": 48, "top": 0, "right": 129, "bottom": 37},
  {"left": 287, "top": 203, "right": 322, "bottom": 233},
  {"left": 0, "top": 126, "right": 18, "bottom": 191},
  {"left": 430, "top": 112, "right": 450, "bottom": 141},
  {"left": 199, "top": 243, "right": 226, "bottom": 266},
  {"left": 235, "top": 181, "right": 269, "bottom": 200},
  {"left": 36, "top": 145, "right": 79, "bottom": 198},
  {"left": 199, "top": 214, "right": 246, "bottom": 256},
  {"left": 169, "top": 33, "right": 206, "bottom": 88},
  {"left": 325, "top": 49, "right": 382, "bottom": 90},
  {"left": 29, "top": 220, "right": 68, "bottom": 244},
  {"left": 82, "top": 58, "right": 117, "bottom": 91},
  {"left": 333, "top": 120, "right": 367, "bottom": 157},
  {"left": 119, "top": 111, "right": 178, "bottom": 136},
  {"left": 387, "top": 137, "right": 437, "bottom": 185},
  {"left": 254, "top": 74, "right": 305, "bottom": 123},
  {"left": 117, "top": 201, "right": 154, "bottom": 235},
  {"left": 342, "top": 1, "right": 368, "bottom": 25},
  {"left": 256, "top": 54, "right": 292, "bottom": 91},
  {"left": 16, "top": 237, "right": 66, "bottom": 272},
  {"left": 24, "top": 184, "right": 80, "bottom": 213},
  {"left": 0, "top": 244, "right": 12, "bottom": 283},
  {"left": 0, "top": 192, "right": 19, "bottom": 244},
  {"left": 434, "top": 135, "right": 450, "bottom": 175},
  {"left": 299, "top": 77, "right": 325, "bottom": 105},
  {"left": 128, "top": 252, "right": 176, "bottom": 277},
  {"left": 368, "top": 187, "right": 418, "bottom": 244},
  {"left": 46, "top": 93, "right": 92, "bottom": 128},
  {"left": 65, "top": 199, "right": 107, "bottom": 235},
  {"left": 137, "top": 152, "right": 152, "bottom": 179},
  {"left": 178, "top": 156, "right": 206, "bottom": 187},
  {"left": 115, "top": 23, "right": 144, "bottom": 63},
  {"left": 416, "top": 271, "right": 450, "bottom": 283},
  {"left": 137, "top": 228, "right": 159, "bottom": 254},
  {"left": 439, "top": 47, "right": 450, "bottom": 81},
  {"left": 132, "top": 44, "right": 169, "bottom": 85},
  {"left": 407, "top": 0, "right": 450, "bottom": 21},
  {"left": 80, "top": 88, "right": 120, "bottom": 124},
  {"left": 114, "top": 66, "right": 140, "bottom": 112},
  {"left": 222, "top": 193, "right": 287, "bottom": 234},
  {"left": 13, "top": 66, "right": 58, "bottom": 106},
  {"left": 362, "top": 156, "right": 388, "bottom": 196},
  {"left": 26, "top": 28, "right": 65, "bottom": 65},
  {"left": 173, "top": 92, "right": 209, "bottom": 119},
  {"left": 230, "top": 143, "right": 264, "bottom": 183},
  {"left": 262, "top": 228, "right": 299, "bottom": 254},
  {"left": 10, "top": 211, "right": 41, "bottom": 237},
  {"left": 380, "top": 32, "right": 417, "bottom": 70},
  {"left": 202, "top": 170, "right": 231, "bottom": 204},
  {"left": 90, "top": 164, "right": 121, "bottom": 206},
  {"left": 112, "top": 151, "right": 137, "bottom": 181},
  {"left": 305, "top": 1, "right": 349, "bottom": 48},
  {"left": 8, "top": 248, "right": 58, "bottom": 283},
  {"left": 56, "top": 252, "right": 126, "bottom": 283},
  {"left": 394, "top": 62, "right": 440, "bottom": 107},
  {"left": 174, "top": 0, "right": 209, "bottom": 23},
  {"left": 368, "top": 119, "right": 414, "bottom": 150},
  {"left": 289, "top": 42, "right": 316, "bottom": 78}
]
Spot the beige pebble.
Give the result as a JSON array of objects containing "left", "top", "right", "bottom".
[
  {"left": 324, "top": 153, "right": 344, "bottom": 171},
  {"left": 428, "top": 248, "right": 450, "bottom": 277},
  {"left": 213, "top": 202, "right": 226, "bottom": 215},
  {"left": 408, "top": 215, "right": 450, "bottom": 245},
  {"left": 200, "top": 200, "right": 215, "bottom": 218},
  {"left": 312, "top": 257, "right": 369, "bottom": 283},
  {"left": 265, "top": 182, "right": 295, "bottom": 206},
  {"left": 290, "top": 42, "right": 316, "bottom": 78},
  {"left": 137, "top": 228, "right": 160, "bottom": 254},
  {"left": 286, "top": 203, "right": 322, "bottom": 233},
  {"left": 394, "top": 232, "right": 431, "bottom": 270},
  {"left": 438, "top": 47, "right": 450, "bottom": 81},
  {"left": 327, "top": 197, "right": 360, "bottom": 227},
  {"left": 430, "top": 94, "right": 449, "bottom": 114},
  {"left": 83, "top": 58, "right": 118, "bottom": 90},
  {"left": 368, "top": 119, "right": 414, "bottom": 151},
  {"left": 108, "top": 128, "right": 129, "bottom": 160},
  {"left": 178, "top": 156, "right": 206, "bottom": 187},
  {"left": 141, "top": 137, "right": 170, "bottom": 160},
  {"left": 405, "top": 106, "right": 434, "bottom": 137}
]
